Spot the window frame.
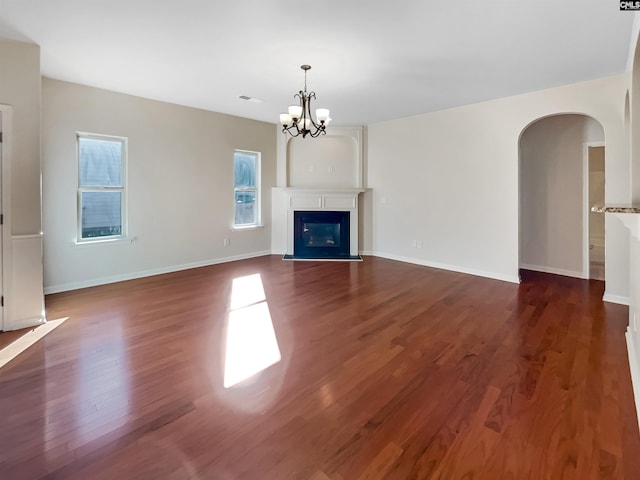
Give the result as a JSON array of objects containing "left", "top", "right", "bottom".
[
  {"left": 233, "top": 149, "right": 261, "bottom": 228},
  {"left": 76, "top": 132, "right": 128, "bottom": 243}
]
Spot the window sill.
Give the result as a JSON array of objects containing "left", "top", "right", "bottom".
[
  {"left": 231, "top": 224, "right": 265, "bottom": 231},
  {"left": 74, "top": 236, "right": 136, "bottom": 247}
]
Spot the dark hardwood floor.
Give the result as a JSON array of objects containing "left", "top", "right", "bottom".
[{"left": 1, "top": 255, "right": 639, "bottom": 479}]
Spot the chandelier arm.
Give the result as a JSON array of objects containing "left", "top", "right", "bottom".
[
  {"left": 308, "top": 128, "right": 327, "bottom": 138},
  {"left": 282, "top": 124, "right": 302, "bottom": 137},
  {"left": 304, "top": 91, "right": 324, "bottom": 132}
]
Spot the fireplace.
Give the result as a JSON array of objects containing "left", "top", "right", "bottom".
[
  {"left": 282, "top": 188, "right": 364, "bottom": 260},
  {"left": 293, "top": 211, "right": 350, "bottom": 259}
]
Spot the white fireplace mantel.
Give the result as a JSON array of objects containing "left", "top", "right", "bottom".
[{"left": 285, "top": 188, "right": 365, "bottom": 257}]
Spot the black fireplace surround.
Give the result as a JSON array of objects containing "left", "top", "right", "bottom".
[{"left": 292, "top": 210, "right": 351, "bottom": 259}]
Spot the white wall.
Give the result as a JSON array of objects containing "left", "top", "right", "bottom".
[
  {"left": 42, "top": 78, "right": 276, "bottom": 293},
  {"left": 520, "top": 115, "right": 604, "bottom": 277},
  {"left": 367, "top": 74, "right": 630, "bottom": 294}
]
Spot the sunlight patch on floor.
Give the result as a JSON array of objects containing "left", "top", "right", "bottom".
[
  {"left": 0, "top": 317, "right": 69, "bottom": 369},
  {"left": 224, "top": 274, "right": 281, "bottom": 388},
  {"left": 229, "top": 273, "right": 266, "bottom": 310}
]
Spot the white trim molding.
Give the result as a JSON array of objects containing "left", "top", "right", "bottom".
[
  {"left": 519, "top": 263, "right": 586, "bottom": 279},
  {"left": 44, "top": 250, "right": 271, "bottom": 294},
  {"left": 603, "top": 292, "right": 630, "bottom": 305},
  {"left": 0, "top": 105, "right": 12, "bottom": 332},
  {"left": 7, "top": 234, "right": 45, "bottom": 331},
  {"left": 626, "top": 327, "right": 640, "bottom": 432},
  {"left": 374, "top": 251, "right": 521, "bottom": 284}
]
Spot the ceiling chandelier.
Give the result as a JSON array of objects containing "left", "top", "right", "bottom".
[{"left": 279, "top": 65, "right": 331, "bottom": 138}]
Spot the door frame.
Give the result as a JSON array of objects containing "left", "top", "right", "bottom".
[
  {"left": 0, "top": 104, "right": 13, "bottom": 331},
  {"left": 582, "top": 141, "right": 605, "bottom": 279}
]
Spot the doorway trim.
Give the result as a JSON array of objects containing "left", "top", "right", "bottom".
[
  {"left": 0, "top": 104, "right": 13, "bottom": 331},
  {"left": 582, "top": 141, "right": 605, "bottom": 280}
]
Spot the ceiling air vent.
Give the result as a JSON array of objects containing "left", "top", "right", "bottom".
[{"left": 238, "top": 95, "right": 263, "bottom": 103}]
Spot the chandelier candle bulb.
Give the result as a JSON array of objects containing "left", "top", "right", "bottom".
[
  {"left": 288, "top": 105, "right": 302, "bottom": 120},
  {"left": 316, "top": 108, "right": 330, "bottom": 123},
  {"left": 280, "top": 113, "right": 292, "bottom": 126}
]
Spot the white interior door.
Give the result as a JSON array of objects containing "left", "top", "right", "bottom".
[{"left": 0, "top": 112, "right": 4, "bottom": 330}]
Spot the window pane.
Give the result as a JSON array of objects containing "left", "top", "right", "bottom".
[
  {"left": 79, "top": 137, "right": 123, "bottom": 187},
  {"left": 235, "top": 191, "right": 256, "bottom": 225},
  {"left": 81, "top": 191, "right": 122, "bottom": 238},
  {"left": 234, "top": 153, "right": 256, "bottom": 188}
]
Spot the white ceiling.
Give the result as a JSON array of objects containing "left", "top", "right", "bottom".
[{"left": 0, "top": 1, "right": 635, "bottom": 126}]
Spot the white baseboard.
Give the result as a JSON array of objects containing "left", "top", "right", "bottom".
[
  {"left": 519, "top": 265, "right": 629, "bottom": 305},
  {"left": 373, "top": 251, "right": 520, "bottom": 284},
  {"left": 3, "top": 315, "right": 46, "bottom": 332},
  {"left": 519, "top": 263, "right": 586, "bottom": 279},
  {"left": 603, "top": 292, "right": 630, "bottom": 305},
  {"left": 626, "top": 327, "right": 640, "bottom": 432},
  {"left": 44, "top": 251, "right": 272, "bottom": 294}
]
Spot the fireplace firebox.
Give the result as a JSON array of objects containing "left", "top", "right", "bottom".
[{"left": 293, "top": 211, "right": 350, "bottom": 259}]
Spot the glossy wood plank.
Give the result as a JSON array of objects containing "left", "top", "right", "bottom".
[{"left": 0, "top": 256, "right": 639, "bottom": 479}]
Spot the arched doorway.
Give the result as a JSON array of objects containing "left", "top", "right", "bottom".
[{"left": 519, "top": 114, "right": 605, "bottom": 280}]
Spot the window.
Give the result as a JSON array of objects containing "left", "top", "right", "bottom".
[
  {"left": 234, "top": 150, "right": 260, "bottom": 227},
  {"left": 77, "top": 133, "right": 127, "bottom": 241}
]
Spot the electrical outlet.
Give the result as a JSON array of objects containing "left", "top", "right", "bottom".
[
  {"left": 223, "top": 238, "right": 230, "bottom": 247},
  {"left": 417, "top": 240, "right": 423, "bottom": 248},
  {"left": 328, "top": 165, "right": 334, "bottom": 173}
]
